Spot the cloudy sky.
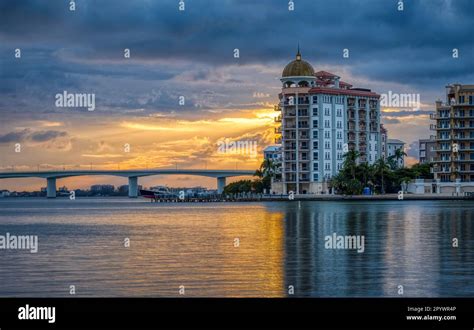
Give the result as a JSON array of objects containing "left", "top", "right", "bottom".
[{"left": 0, "top": 0, "right": 473, "bottom": 190}]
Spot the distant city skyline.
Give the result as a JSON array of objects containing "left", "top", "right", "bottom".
[{"left": 1, "top": 0, "right": 473, "bottom": 190}]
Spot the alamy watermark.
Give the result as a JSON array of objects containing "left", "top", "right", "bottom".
[
  {"left": 380, "top": 91, "right": 420, "bottom": 110},
  {"left": 325, "top": 232, "right": 365, "bottom": 253},
  {"left": 0, "top": 233, "right": 38, "bottom": 253},
  {"left": 55, "top": 90, "right": 95, "bottom": 111},
  {"left": 217, "top": 139, "right": 257, "bottom": 158}
]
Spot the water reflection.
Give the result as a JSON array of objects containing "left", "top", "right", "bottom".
[
  {"left": 0, "top": 199, "right": 472, "bottom": 297},
  {"left": 281, "top": 201, "right": 474, "bottom": 297}
]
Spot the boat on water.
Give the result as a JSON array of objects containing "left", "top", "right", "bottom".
[{"left": 139, "top": 186, "right": 178, "bottom": 199}]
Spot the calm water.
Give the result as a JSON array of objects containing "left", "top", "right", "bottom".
[{"left": 0, "top": 198, "right": 473, "bottom": 297}]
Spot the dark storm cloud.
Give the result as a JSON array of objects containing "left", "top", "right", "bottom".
[
  {"left": 30, "top": 130, "right": 67, "bottom": 142},
  {"left": 0, "top": 129, "right": 68, "bottom": 143},
  {"left": 0, "top": 0, "right": 473, "bottom": 117},
  {"left": 381, "top": 109, "right": 433, "bottom": 117},
  {"left": 0, "top": 129, "right": 30, "bottom": 143}
]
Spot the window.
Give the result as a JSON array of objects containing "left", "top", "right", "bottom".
[
  {"left": 325, "top": 108, "right": 330, "bottom": 116},
  {"left": 313, "top": 120, "right": 318, "bottom": 128},
  {"left": 324, "top": 131, "right": 330, "bottom": 138},
  {"left": 337, "top": 142, "right": 342, "bottom": 150},
  {"left": 312, "top": 96, "right": 318, "bottom": 104},
  {"left": 336, "top": 121, "right": 342, "bottom": 129},
  {"left": 313, "top": 173, "right": 319, "bottom": 181},
  {"left": 325, "top": 152, "right": 330, "bottom": 160},
  {"left": 325, "top": 120, "right": 330, "bottom": 128},
  {"left": 312, "top": 108, "right": 318, "bottom": 116},
  {"left": 325, "top": 141, "right": 330, "bottom": 149},
  {"left": 337, "top": 131, "right": 342, "bottom": 139},
  {"left": 313, "top": 130, "right": 318, "bottom": 139},
  {"left": 336, "top": 109, "right": 342, "bottom": 117},
  {"left": 313, "top": 163, "right": 319, "bottom": 171},
  {"left": 313, "top": 151, "right": 319, "bottom": 160},
  {"left": 313, "top": 141, "right": 319, "bottom": 149},
  {"left": 325, "top": 163, "right": 330, "bottom": 170}
]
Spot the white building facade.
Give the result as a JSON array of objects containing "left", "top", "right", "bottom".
[{"left": 274, "top": 50, "right": 382, "bottom": 194}]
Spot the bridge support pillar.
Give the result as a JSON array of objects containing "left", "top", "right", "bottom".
[
  {"left": 46, "top": 177, "right": 56, "bottom": 198},
  {"left": 217, "top": 177, "right": 226, "bottom": 194},
  {"left": 128, "top": 177, "right": 138, "bottom": 198}
]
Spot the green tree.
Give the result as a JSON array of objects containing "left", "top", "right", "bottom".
[
  {"left": 374, "top": 158, "right": 390, "bottom": 194},
  {"left": 388, "top": 147, "right": 407, "bottom": 170},
  {"left": 342, "top": 150, "right": 360, "bottom": 180}
]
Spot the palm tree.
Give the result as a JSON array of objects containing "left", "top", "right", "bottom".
[
  {"left": 254, "top": 168, "right": 264, "bottom": 178},
  {"left": 358, "top": 162, "right": 374, "bottom": 187},
  {"left": 342, "top": 150, "right": 360, "bottom": 180},
  {"left": 375, "top": 157, "right": 390, "bottom": 194},
  {"left": 260, "top": 158, "right": 276, "bottom": 178},
  {"left": 393, "top": 147, "right": 407, "bottom": 169}
]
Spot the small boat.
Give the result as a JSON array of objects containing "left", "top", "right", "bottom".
[{"left": 140, "top": 186, "right": 178, "bottom": 199}]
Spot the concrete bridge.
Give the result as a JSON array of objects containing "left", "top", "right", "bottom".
[{"left": 0, "top": 169, "right": 255, "bottom": 198}]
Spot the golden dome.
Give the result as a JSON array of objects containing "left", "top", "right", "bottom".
[{"left": 282, "top": 49, "right": 315, "bottom": 77}]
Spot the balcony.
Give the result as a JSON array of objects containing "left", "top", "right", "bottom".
[
  {"left": 437, "top": 136, "right": 451, "bottom": 141},
  {"left": 433, "top": 157, "right": 451, "bottom": 162},
  {"left": 274, "top": 116, "right": 282, "bottom": 123},
  {"left": 454, "top": 126, "right": 474, "bottom": 130},
  {"left": 274, "top": 105, "right": 281, "bottom": 112},
  {"left": 274, "top": 137, "right": 282, "bottom": 144},
  {"left": 283, "top": 126, "right": 296, "bottom": 131},
  {"left": 298, "top": 134, "right": 309, "bottom": 140},
  {"left": 274, "top": 127, "right": 281, "bottom": 134}
]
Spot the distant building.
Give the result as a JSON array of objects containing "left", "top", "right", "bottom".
[
  {"left": 387, "top": 139, "right": 406, "bottom": 168},
  {"left": 419, "top": 138, "right": 436, "bottom": 164},
  {"left": 0, "top": 190, "right": 10, "bottom": 198},
  {"left": 263, "top": 145, "right": 282, "bottom": 162},
  {"left": 90, "top": 184, "right": 115, "bottom": 195},
  {"left": 380, "top": 124, "right": 388, "bottom": 159},
  {"left": 118, "top": 185, "right": 129, "bottom": 194},
  {"left": 431, "top": 84, "right": 474, "bottom": 182}
]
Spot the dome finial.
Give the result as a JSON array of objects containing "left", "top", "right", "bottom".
[{"left": 296, "top": 43, "right": 301, "bottom": 60}]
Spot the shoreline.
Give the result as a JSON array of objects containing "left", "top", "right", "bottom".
[{"left": 1, "top": 194, "right": 473, "bottom": 202}]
